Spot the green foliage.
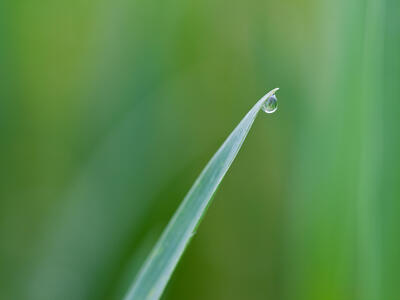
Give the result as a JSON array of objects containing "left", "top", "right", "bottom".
[
  {"left": 1, "top": 1, "right": 400, "bottom": 300},
  {"left": 123, "top": 89, "right": 278, "bottom": 300}
]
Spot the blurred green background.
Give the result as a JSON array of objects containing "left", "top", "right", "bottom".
[{"left": 1, "top": 0, "right": 399, "bottom": 299}]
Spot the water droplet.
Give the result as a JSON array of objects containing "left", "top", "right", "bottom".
[{"left": 262, "top": 94, "right": 278, "bottom": 114}]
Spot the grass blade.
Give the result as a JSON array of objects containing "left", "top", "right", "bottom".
[{"left": 123, "top": 88, "right": 279, "bottom": 300}]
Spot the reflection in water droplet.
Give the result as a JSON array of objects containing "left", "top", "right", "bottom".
[{"left": 261, "top": 94, "right": 278, "bottom": 114}]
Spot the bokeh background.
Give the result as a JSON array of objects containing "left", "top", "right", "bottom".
[{"left": 1, "top": 0, "right": 399, "bottom": 299}]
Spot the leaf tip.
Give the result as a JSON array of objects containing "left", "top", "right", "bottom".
[{"left": 270, "top": 87, "right": 279, "bottom": 94}]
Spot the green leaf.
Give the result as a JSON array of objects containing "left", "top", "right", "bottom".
[{"left": 123, "top": 88, "right": 279, "bottom": 300}]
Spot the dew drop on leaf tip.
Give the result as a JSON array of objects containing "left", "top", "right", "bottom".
[{"left": 261, "top": 94, "right": 278, "bottom": 114}]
